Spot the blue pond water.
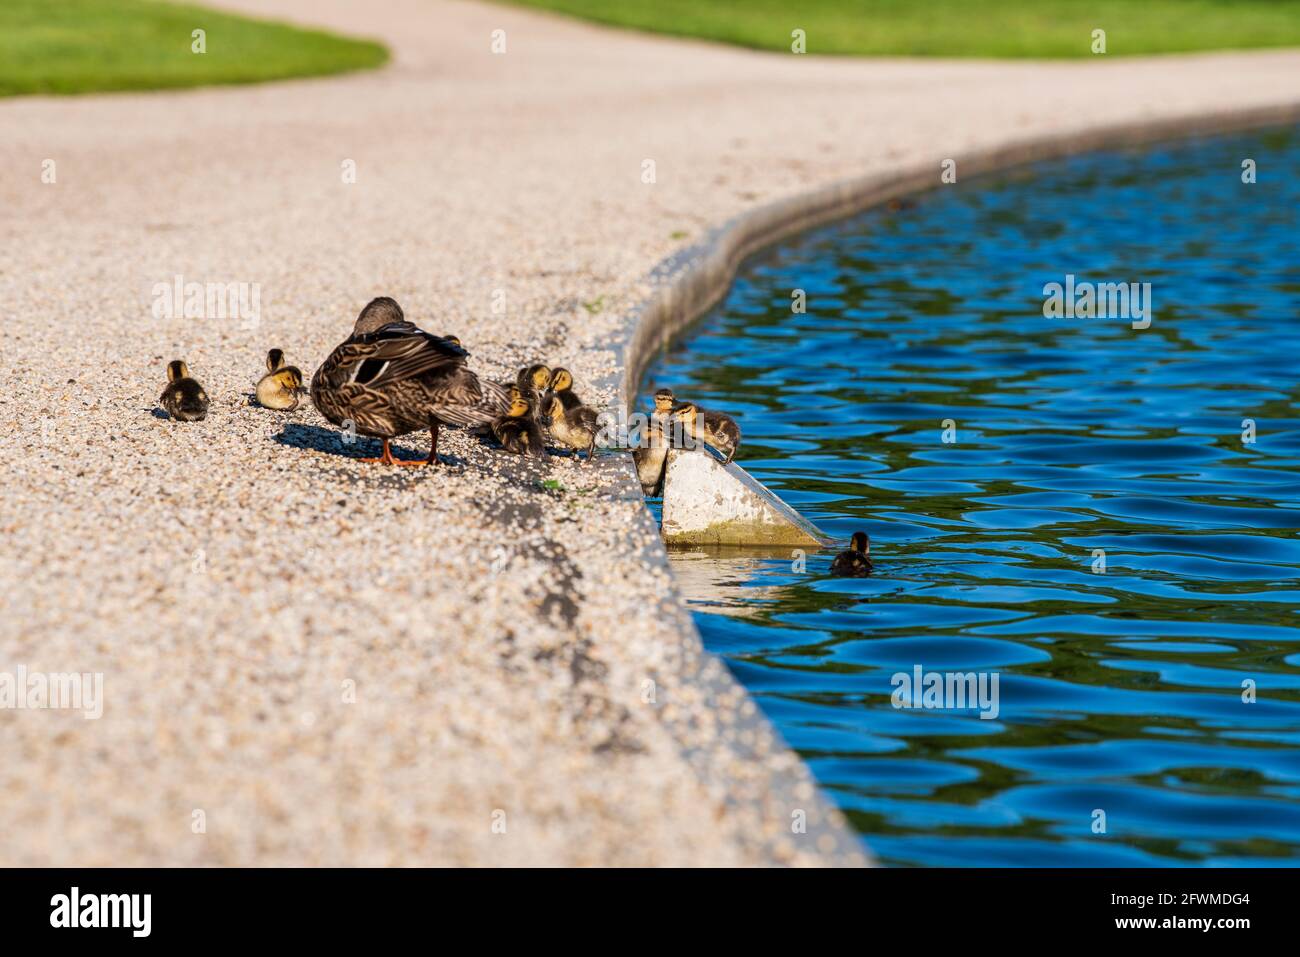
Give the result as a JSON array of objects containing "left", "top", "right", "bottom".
[{"left": 639, "top": 127, "right": 1300, "bottom": 866}]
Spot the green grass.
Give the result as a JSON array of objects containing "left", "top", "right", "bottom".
[
  {"left": 0, "top": 0, "right": 388, "bottom": 96},
  {"left": 503, "top": 0, "right": 1300, "bottom": 58}
]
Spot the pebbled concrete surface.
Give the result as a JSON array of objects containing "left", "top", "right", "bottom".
[{"left": 1, "top": 0, "right": 1298, "bottom": 865}]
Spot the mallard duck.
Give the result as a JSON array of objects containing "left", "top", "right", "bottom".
[
  {"left": 830, "top": 532, "right": 873, "bottom": 577},
  {"left": 669, "top": 400, "right": 741, "bottom": 463},
  {"left": 310, "top": 296, "right": 509, "bottom": 466},
  {"left": 255, "top": 348, "right": 305, "bottom": 411},
  {"left": 160, "top": 360, "right": 209, "bottom": 421},
  {"left": 491, "top": 386, "right": 546, "bottom": 458},
  {"left": 542, "top": 393, "right": 599, "bottom": 462}
]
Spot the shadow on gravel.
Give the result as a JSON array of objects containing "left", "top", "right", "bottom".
[
  {"left": 270, "top": 423, "right": 559, "bottom": 488},
  {"left": 273, "top": 423, "right": 431, "bottom": 462}
]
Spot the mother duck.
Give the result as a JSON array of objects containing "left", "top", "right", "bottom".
[{"left": 312, "top": 296, "right": 509, "bottom": 466}]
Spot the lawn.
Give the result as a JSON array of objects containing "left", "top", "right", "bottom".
[
  {"left": 503, "top": 0, "right": 1300, "bottom": 58},
  {"left": 0, "top": 0, "right": 387, "bottom": 96}
]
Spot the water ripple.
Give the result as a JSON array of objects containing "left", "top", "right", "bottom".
[{"left": 644, "top": 125, "right": 1300, "bottom": 866}]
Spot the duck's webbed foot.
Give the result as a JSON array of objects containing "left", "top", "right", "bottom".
[
  {"left": 394, "top": 422, "right": 441, "bottom": 466},
  {"left": 358, "top": 438, "right": 399, "bottom": 466}
]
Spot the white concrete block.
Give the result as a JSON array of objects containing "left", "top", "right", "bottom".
[{"left": 660, "top": 448, "right": 833, "bottom": 547}]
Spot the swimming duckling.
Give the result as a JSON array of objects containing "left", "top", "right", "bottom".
[
  {"left": 830, "top": 532, "right": 873, "bottom": 577},
  {"left": 160, "top": 360, "right": 209, "bottom": 421},
  {"left": 492, "top": 386, "right": 546, "bottom": 458},
  {"left": 669, "top": 400, "right": 741, "bottom": 464},
  {"left": 542, "top": 393, "right": 599, "bottom": 462},
  {"left": 255, "top": 348, "right": 305, "bottom": 410}
]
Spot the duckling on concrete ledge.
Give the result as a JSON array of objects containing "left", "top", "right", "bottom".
[
  {"left": 255, "top": 348, "right": 305, "bottom": 411},
  {"left": 160, "top": 360, "right": 209, "bottom": 421},
  {"left": 652, "top": 387, "right": 675, "bottom": 422},
  {"left": 492, "top": 386, "right": 546, "bottom": 458},
  {"left": 633, "top": 416, "right": 668, "bottom": 495},
  {"left": 542, "top": 393, "right": 599, "bottom": 463},
  {"left": 669, "top": 400, "right": 741, "bottom": 464},
  {"left": 515, "top": 363, "right": 553, "bottom": 412},
  {"left": 547, "top": 367, "right": 584, "bottom": 408},
  {"left": 830, "top": 532, "right": 873, "bottom": 577}
]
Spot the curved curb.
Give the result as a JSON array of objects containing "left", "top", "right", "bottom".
[
  {"left": 620, "top": 101, "right": 1300, "bottom": 403},
  {"left": 599, "top": 100, "right": 1300, "bottom": 867}
]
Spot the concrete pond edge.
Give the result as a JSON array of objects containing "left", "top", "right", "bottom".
[{"left": 594, "top": 100, "right": 1300, "bottom": 867}]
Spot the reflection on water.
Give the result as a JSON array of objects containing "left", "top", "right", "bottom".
[
  {"left": 642, "top": 126, "right": 1300, "bottom": 866},
  {"left": 665, "top": 547, "right": 803, "bottom": 619}
]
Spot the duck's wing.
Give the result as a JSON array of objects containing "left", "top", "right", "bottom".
[
  {"left": 573, "top": 405, "right": 600, "bottom": 431},
  {"left": 424, "top": 371, "right": 510, "bottom": 427},
  {"left": 311, "top": 322, "right": 456, "bottom": 431},
  {"left": 347, "top": 322, "right": 468, "bottom": 389}
]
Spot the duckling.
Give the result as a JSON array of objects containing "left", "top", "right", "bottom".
[
  {"left": 255, "top": 348, "right": 305, "bottom": 411},
  {"left": 491, "top": 386, "right": 546, "bottom": 458},
  {"left": 548, "top": 367, "right": 573, "bottom": 393},
  {"left": 651, "top": 387, "right": 675, "bottom": 422},
  {"left": 542, "top": 393, "right": 599, "bottom": 462},
  {"left": 159, "top": 360, "right": 209, "bottom": 421},
  {"left": 311, "top": 296, "right": 509, "bottom": 466},
  {"left": 669, "top": 400, "right": 742, "bottom": 464},
  {"left": 515, "top": 363, "right": 553, "bottom": 411},
  {"left": 546, "top": 366, "right": 587, "bottom": 407},
  {"left": 830, "top": 532, "right": 873, "bottom": 577},
  {"left": 633, "top": 417, "right": 669, "bottom": 495},
  {"left": 628, "top": 389, "right": 676, "bottom": 496}
]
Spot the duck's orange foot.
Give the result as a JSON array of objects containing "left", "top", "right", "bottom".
[
  {"left": 357, "top": 439, "right": 399, "bottom": 465},
  {"left": 390, "top": 424, "right": 440, "bottom": 467}
]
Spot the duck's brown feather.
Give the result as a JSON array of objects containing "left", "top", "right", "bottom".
[{"left": 312, "top": 321, "right": 507, "bottom": 439}]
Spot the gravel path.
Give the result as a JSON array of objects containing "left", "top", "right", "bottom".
[{"left": 1, "top": 0, "right": 1297, "bottom": 865}]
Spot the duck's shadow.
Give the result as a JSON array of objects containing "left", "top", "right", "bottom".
[
  {"left": 274, "top": 422, "right": 481, "bottom": 473},
  {"left": 272, "top": 424, "right": 604, "bottom": 490}
]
